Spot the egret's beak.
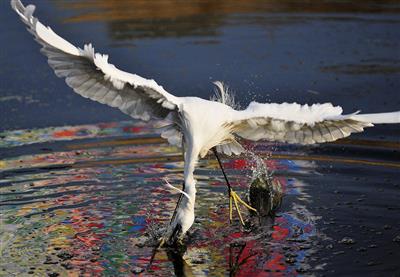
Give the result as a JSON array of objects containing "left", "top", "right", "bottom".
[
  {"left": 168, "top": 224, "right": 183, "bottom": 245},
  {"left": 165, "top": 224, "right": 187, "bottom": 254}
]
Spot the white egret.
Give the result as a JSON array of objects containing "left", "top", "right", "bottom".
[{"left": 11, "top": 0, "right": 400, "bottom": 245}]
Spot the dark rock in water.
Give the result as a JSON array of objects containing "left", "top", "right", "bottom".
[
  {"left": 248, "top": 173, "right": 283, "bottom": 217},
  {"left": 393, "top": 235, "right": 400, "bottom": 243}
]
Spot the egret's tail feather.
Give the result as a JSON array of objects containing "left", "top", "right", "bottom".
[{"left": 352, "top": 111, "right": 400, "bottom": 124}]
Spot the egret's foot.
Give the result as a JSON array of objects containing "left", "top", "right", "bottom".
[{"left": 229, "top": 189, "right": 258, "bottom": 226}]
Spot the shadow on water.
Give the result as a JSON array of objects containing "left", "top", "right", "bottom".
[{"left": 1, "top": 121, "right": 399, "bottom": 275}]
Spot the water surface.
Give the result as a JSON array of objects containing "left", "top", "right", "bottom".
[
  {"left": 1, "top": 121, "right": 399, "bottom": 276},
  {"left": 1, "top": 0, "right": 400, "bottom": 276}
]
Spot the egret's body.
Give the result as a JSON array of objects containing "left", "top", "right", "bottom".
[{"left": 11, "top": 0, "right": 400, "bottom": 243}]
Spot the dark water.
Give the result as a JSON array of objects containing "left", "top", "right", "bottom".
[
  {"left": 0, "top": 122, "right": 399, "bottom": 276},
  {"left": 1, "top": 0, "right": 400, "bottom": 276}
]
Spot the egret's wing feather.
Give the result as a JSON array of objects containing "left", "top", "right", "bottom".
[
  {"left": 161, "top": 124, "right": 183, "bottom": 147},
  {"left": 352, "top": 112, "right": 400, "bottom": 124},
  {"left": 232, "top": 102, "right": 375, "bottom": 144},
  {"left": 215, "top": 140, "right": 245, "bottom": 156},
  {"left": 11, "top": 0, "right": 180, "bottom": 122}
]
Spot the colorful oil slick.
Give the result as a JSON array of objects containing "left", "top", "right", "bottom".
[{"left": 1, "top": 121, "right": 399, "bottom": 276}]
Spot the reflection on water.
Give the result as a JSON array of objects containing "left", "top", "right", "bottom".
[
  {"left": 1, "top": 121, "right": 321, "bottom": 276},
  {"left": 1, "top": 121, "right": 399, "bottom": 275},
  {"left": 56, "top": 0, "right": 400, "bottom": 40}
]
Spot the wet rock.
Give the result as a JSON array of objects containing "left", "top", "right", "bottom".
[
  {"left": 48, "top": 273, "right": 59, "bottom": 277},
  {"left": 248, "top": 173, "right": 283, "bottom": 216},
  {"left": 368, "top": 244, "right": 377, "bottom": 248},
  {"left": 326, "top": 244, "right": 334, "bottom": 249},
  {"left": 356, "top": 247, "right": 367, "bottom": 252},
  {"left": 338, "top": 237, "right": 355, "bottom": 245}
]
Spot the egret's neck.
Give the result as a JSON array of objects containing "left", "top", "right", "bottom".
[{"left": 183, "top": 142, "right": 199, "bottom": 199}]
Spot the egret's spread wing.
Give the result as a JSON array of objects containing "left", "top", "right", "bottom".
[
  {"left": 232, "top": 102, "right": 375, "bottom": 144},
  {"left": 11, "top": 0, "right": 181, "bottom": 122}
]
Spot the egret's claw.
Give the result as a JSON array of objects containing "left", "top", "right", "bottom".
[{"left": 229, "top": 190, "right": 258, "bottom": 226}]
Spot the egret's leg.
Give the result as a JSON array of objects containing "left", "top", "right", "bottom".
[
  {"left": 211, "top": 148, "right": 257, "bottom": 226},
  {"left": 168, "top": 139, "right": 187, "bottom": 226}
]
